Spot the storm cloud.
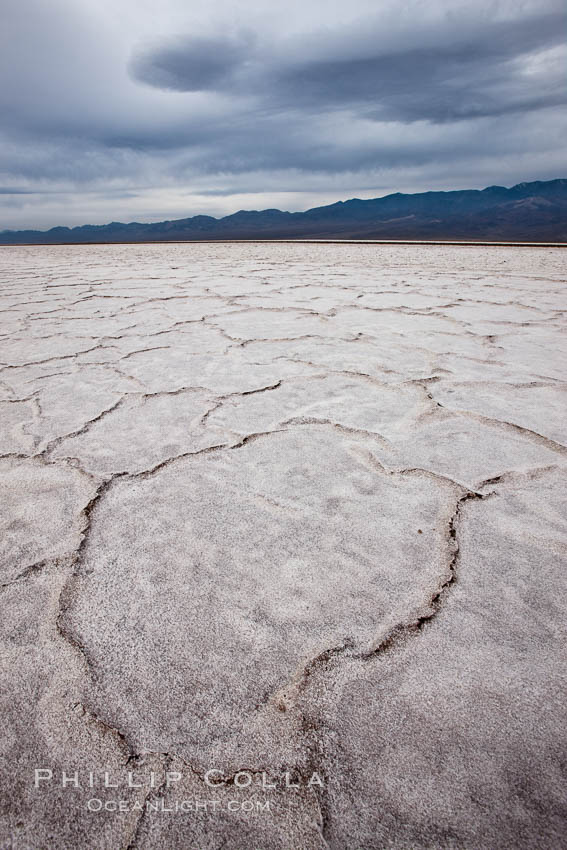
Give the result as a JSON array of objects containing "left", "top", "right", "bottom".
[
  {"left": 130, "top": 33, "right": 254, "bottom": 92},
  {"left": 1, "top": 0, "right": 565, "bottom": 228},
  {"left": 131, "top": 11, "right": 567, "bottom": 121}
]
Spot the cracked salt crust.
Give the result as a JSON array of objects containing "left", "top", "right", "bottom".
[{"left": 0, "top": 242, "right": 566, "bottom": 850}]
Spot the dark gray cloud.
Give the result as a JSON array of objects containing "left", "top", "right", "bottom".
[
  {"left": 130, "top": 33, "right": 254, "bottom": 92},
  {"left": 130, "top": 10, "right": 566, "bottom": 122},
  {"left": 0, "top": 0, "right": 565, "bottom": 228}
]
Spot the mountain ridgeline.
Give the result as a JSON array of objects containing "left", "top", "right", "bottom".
[{"left": 2, "top": 179, "right": 567, "bottom": 244}]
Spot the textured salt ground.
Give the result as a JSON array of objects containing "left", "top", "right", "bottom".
[{"left": 0, "top": 242, "right": 566, "bottom": 850}]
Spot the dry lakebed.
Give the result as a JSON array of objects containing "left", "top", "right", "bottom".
[{"left": 0, "top": 242, "right": 566, "bottom": 849}]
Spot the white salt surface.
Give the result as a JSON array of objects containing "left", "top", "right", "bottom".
[{"left": 1, "top": 242, "right": 566, "bottom": 849}]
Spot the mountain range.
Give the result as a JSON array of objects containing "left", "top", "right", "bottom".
[{"left": 2, "top": 179, "right": 567, "bottom": 244}]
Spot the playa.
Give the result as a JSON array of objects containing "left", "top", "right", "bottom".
[{"left": 1, "top": 242, "right": 566, "bottom": 848}]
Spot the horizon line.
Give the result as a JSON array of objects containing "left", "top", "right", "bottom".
[
  {"left": 2, "top": 177, "right": 566, "bottom": 235},
  {"left": 1, "top": 239, "right": 566, "bottom": 248}
]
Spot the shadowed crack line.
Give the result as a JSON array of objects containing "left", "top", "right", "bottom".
[
  {"left": 71, "top": 701, "right": 134, "bottom": 762},
  {"left": 289, "top": 486, "right": 484, "bottom": 692},
  {"left": 199, "top": 379, "right": 283, "bottom": 426},
  {"left": 124, "top": 756, "right": 172, "bottom": 850},
  {"left": 362, "top": 489, "right": 488, "bottom": 660},
  {"left": 280, "top": 416, "right": 393, "bottom": 449},
  {"left": 430, "top": 399, "right": 567, "bottom": 455},
  {"left": 286, "top": 486, "right": 492, "bottom": 846},
  {"left": 0, "top": 557, "right": 51, "bottom": 590},
  {"left": 42, "top": 396, "right": 127, "bottom": 456}
]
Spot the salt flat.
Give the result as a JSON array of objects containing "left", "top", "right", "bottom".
[{"left": 1, "top": 242, "right": 566, "bottom": 849}]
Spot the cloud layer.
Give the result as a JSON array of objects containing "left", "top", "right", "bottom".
[{"left": 1, "top": 0, "right": 566, "bottom": 228}]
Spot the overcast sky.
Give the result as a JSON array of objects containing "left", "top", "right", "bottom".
[{"left": 1, "top": 0, "right": 566, "bottom": 229}]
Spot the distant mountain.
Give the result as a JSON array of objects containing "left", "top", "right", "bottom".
[{"left": 2, "top": 179, "right": 567, "bottom": 244}]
